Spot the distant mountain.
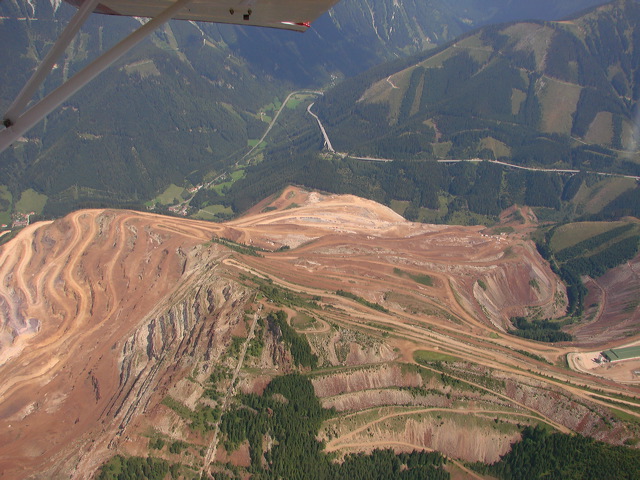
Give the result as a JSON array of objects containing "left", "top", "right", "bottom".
[
  {"left": 222, "top": 2, "right": 640, "bottom": 226},
  {"left": 212, "top": 0, "right": 611, "bottom": 85},
  {"left": 315, "top": 0, "right": 640, "bottom": 175},
  {"left": 0, "top": 0, "right": 611, "bottom": 219}
]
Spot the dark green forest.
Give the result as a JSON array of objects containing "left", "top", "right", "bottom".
[
  {"left": 224, "top": 148, "right": 639, "bottom": 226},
  {"left": 219, "top": 373, "right": 450, "bottom": 479},
  {"left": 509, "top": 317, "right": 573, "bottom": 343},
  {"left": 473, "top": 426, "right": 640, "bottom": 479},
  {"left": 267, "top": 311, "right": 318, "bottom": 369},
  {"left": 2, "top": 1, "right": 638, "bottom": 223},
  {"left": 98, "top": 375, "right": 640, "bottom": 480}
]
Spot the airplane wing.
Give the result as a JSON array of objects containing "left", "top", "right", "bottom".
[{"left": 63, "top": 0, "right": 341, "bottom": 32}]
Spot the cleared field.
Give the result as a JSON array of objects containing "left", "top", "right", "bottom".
[
  {"left": 154, "top": 183, "right": 185, "bottom": 205},
  {"left": 503, "top": 23, "right": 555, "bottom": 70},
  {"left": 480, "top": 137, "right": 511, "bottom": 158},
  {"left": 432, "top": 141, "right": 452, "bottom": 158},
  {"left": 212, "top": 169, "right": 245, "bottom": 193},
  {"left": 452, "top": 35, "right": 493, "bottom": 63},
  {"left": 286, "top": 93, "right": 314, "bottom": 109},
  {"left": 389, "top": 200, "right": 410, "bottom": 216},
  {"left": 585, "top": 111, "right": 613, "bottom": 145},
  {"left": 550, "top": 221, "right": 630, "bottom": 251},
  {"left": 15, "top": 188, "right": 47, "bottom": 214},
  {"left": 511, "top": 88, "right": 527, "bottom": 116},
  {"left": 192, "top": 204, "right": 233, "bottom": 220},
  {"left": 539, "top": 77, "right": 582, "bottom": 135},
  {"left": 413, "top": 349, "right": 461, "bottom": 363},
  {"left": 574, "top": 177, "right": 636, "bottom": 215},
  {"left": 124, "top": 59, "right": 160, "bottom": 77}
]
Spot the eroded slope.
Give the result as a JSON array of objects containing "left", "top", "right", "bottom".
[{"left": 0, "top": 187, "right": 630, "bottom": 478}]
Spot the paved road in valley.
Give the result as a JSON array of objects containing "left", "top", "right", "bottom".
[{"left": 306, "top": 103, "right": 640, "bottom": 181}]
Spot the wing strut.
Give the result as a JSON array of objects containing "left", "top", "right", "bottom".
[{"left": 0, "top": 0, "right": 195, "bottom": 155}]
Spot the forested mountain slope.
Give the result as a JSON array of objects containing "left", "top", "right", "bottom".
[
  {"left": 0, "top": 0, "right": 287, "bottom": 217},
  {"left": 0, "top": 0, "right": 608, "bottom": 219},
  {"left": 315, "top": 0, "right": 640, "bottom": 175}
]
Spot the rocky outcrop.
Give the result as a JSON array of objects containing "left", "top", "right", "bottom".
[
  {"left": 313, "top": 364, "right": 422, "bottom": 397},
  {"left": 0, "top": 210, "right": 251, "bottom": 479}
]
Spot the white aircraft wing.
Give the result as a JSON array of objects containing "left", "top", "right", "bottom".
[{"left": 64, "top": 0, "right": 341, "bottom": 32}]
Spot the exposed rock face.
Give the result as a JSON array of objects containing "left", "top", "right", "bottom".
[
  {"left": 568, "top": 252, "right": 640, "bottom": 345},
  {"left": 331, "top": 415, "right": 520, "bottom": 464},
  {"left": 0, "top": 210, "right": 250, "bottom": 479},
  {"left": 0, "top": 188, "right": 578, "bottom": 477},
  {"left": 313, "top": 364, "right": 422, "bottom": 398},
  {"left": 470, "top": 242, "right": 567, "bottom": 330}
]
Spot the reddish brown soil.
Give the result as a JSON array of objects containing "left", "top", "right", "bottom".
[
  {"left": 0, "top": 187, "right": 637, "bottom": 477},
  {"left": 568, "top": 253, "right": 640, "bottom": 346}
]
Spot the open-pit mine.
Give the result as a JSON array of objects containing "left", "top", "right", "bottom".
[{"left": 0, "top": 186, "right": 639, "bottom": 479}]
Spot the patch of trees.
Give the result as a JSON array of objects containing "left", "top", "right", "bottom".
[
  {"left": 160, "top": 396, "right": 221, "bottom": 433},
  {"left": 373, "top": 132, "right": 435, "bottom": 159},
  {"left": 562, "top": 235, "right": 640, "bottom": 278},
  {"left": 256, "top": 280, "right": 320, "bottom": 310},
  {"left": 267, "top": 311, "right": 318, "bottom": 369},
  {"left": 535, "top": 220, "right": 639, "bottom": 317},
  {"left": 523, "top": 171, "right": 562, "bottom": 209},
  {"left": 226, "top": 155, "right": 450, "bottom": 214},
  {"left": 474, "top": 425, "right": 640, "bottom": 479},
  {"left": 190, "top": 187, "right": 223, "bottom": 210},
  {"left": 435, "top": 57, "right": 526, "bottom": 122},
  {"left": 572, "top": 145, "right": 610, "bottom": 168},
  {"left": 583, "top": 2, "right": 640, "bottom": 88},
  {"left": 219, "top": 373, "right": 450, "bottom": 479},
  {"left": 545, "top": 30, "right": 581, "bottom": 84},
  {"left": 560, "top": 266, "right": 589, "bottom": 318},
  {"left": 309, "top": 9, "right": 640, "bottom": 176},
  {"left": 551, "top": 222, "right": 639, "bottom": 289},
  {"left": 420, "top": 52, "right": 480, "bottom": 109},
  {"left": 336, "top": 289, "right": 390, "bottom": 313},
  {"left": 509, "top": 317, "right": 572, "bottom": 343},
  {"left": 464, "top": 162, "right": 504, "bottom": 215},
  {"left": 511, "top": 135, "right": 572, "bottom": 166},
  {"left": 571, "top": 87, "right": 625, "bottom": 138},
  {"left": 0, "top": 25, "right": 298, "bottom": 219},
  {"left": 96, "top": 455, "right": 171, "bottom": 480},
  {"left": 211, "top": 236, "right": 265, "bottom": 257},
  {"left": 226, "top": 139, "right": 640, "bottom": 229},
  {"left": 561, "top": 171, "right": 585, "bottom": 201}
]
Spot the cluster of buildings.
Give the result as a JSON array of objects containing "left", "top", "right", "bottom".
[{"left": 11, "top": 211, "right": 35, "bottom": 229}]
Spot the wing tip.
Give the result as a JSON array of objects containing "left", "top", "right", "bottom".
[{"left": 279, "top": 21, "right": 311, "bottom": 32}]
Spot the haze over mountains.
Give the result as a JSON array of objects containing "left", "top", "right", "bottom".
[{"left": 0, "top": 0, "right": 613, "bottom": 219}]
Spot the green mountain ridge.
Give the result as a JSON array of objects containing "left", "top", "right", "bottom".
[
  {"left": 315, "top": 0, "right": 640, "bottom": 174},
  {"left": 0, "top": 1, "right": 288, "bottom": 216},
  {"left": 0, "top": 0, "right": 610, "bottom": 219},
  {"left": 220, "top": 1, "right": 640, "bottom": 226}
]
